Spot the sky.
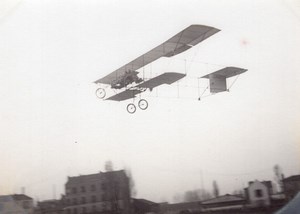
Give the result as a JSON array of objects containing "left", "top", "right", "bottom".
[{"left": 0, "top": 0, "right": 300, "bottom": 202}]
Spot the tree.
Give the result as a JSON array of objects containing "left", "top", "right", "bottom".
[
  {"left": 232, "top": 189, "right": 244, "bottom": 196},
  {"left": 105, "top": 160, "right": 113, "bottom": 172},
  {"left": 125, "top": 168, "right": 137, "bottom": 197},
  {"left": 183, "top": 189, "right": 212, "bottom": 202},
  {"left": 273, "top": 164, "right": 284, "bottom": 193},
  {"left": 173, "top": 193, "right": 183, "bottom": 203},
  {"left": 184, "top": 190, "right": 200, "bottom": 202},
  {"left": 212, "top": 180, "right": 219, "bottom": 197},
  {"left": 198, "top": 189, "right": 212, "bottom": 201},
  {"left": 104, "top": 161, "right": 121, "bottom": 213}
]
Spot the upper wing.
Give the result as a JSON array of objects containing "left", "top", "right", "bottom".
[
  {"left": 95, "top": 25, "right": 220, "bottom": 85},
  {"left": 106, "top": 72, "right": 186, "bottom": 101}
]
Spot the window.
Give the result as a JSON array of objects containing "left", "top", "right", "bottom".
[
  {"left": 92, "top": 205, "right": 97, "bottom": 212},
  {"left": 22, "top": 201, "right": 31, "bottom": 209},
  {"left": 102, "top": 203, "right": 107, "bottom": 211},
  {"left": 81, "top": 197, "right": 86, "bottom": 204},
  {"left": 81, "top": 186, "right": 86, "bottom": 193},
  {"left": 73, "top": 198, "right": 78, "bottom": 205},
  {"left": 255, "top": 189, "right": 263, "bottom": 198},
  {"left": 66, "top": 209, "right": 71, "bottom": 214},
  {"left": 73, "top": 208, "right": 77, "bottom": 214},
  {"left": 101, "top": 183, "right": 107, "bottom": 191},
  {"left": 66, "top": 188, "right": 71, "bottom": 195},
  {"left": 91, "top": 195, "right": 97, "bottom": 203},
  {"left": 82, "top": 207, "right": 87, "bottom": 214},
  {"left": 91, "top": 184, "right": 96, "bottom": 191},
  {"left": 72, "top": 187, "right": 77, "bottom": 194}
]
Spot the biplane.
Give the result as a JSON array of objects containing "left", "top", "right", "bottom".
[{"left": 94, "top": 25, "right": 247, "bottom": 113}]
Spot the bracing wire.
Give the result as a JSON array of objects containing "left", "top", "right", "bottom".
[
  {"left": 173, "top": 57, "right": 229, "bottom": 68},
  {"left": 228, "top": 75, "right": 240, "bottom": 90},
  {"left": 199, "top": 85, "right": 209, "bottom": 100}
]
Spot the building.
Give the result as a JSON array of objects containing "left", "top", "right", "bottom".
[
  {"left": 159, "top": 201, "right": 202, "bottom": 214},
  {"left": 35, "top": 199, "right": 65, "bottom": 214},
  {"left": 244, "top": 180, "right": 273, "bottom": 207},
  {"left": 282, "top": 174, "right": 300, "bottom": 201},
  {"left": 132, "top": 198, "right": 159, "bottom": 214},
  {"left": 201, "top": 194, "right": 246, "bottom": 211},
  {"left": 64, "top": 170, "right": 131, "bottom": 214},
  {"left": 0, "top": 194, "right": 34, "bottom": 214}
]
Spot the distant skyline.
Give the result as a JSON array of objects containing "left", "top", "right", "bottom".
[{"left": 0, "top": 0, "right": 300, "bottom": 202}]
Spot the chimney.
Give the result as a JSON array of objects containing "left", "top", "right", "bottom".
[{"left": 21, "top": 187, "right": 25, "bottom": 195}]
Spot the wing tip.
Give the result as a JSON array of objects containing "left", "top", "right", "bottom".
[{"left": 188, "top": 24, "right": 221, "bottom": 32}]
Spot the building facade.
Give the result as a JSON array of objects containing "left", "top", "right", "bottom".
[
  {"left": 35, "top": 199, "right": 65, "bottom": 214},
  {"left": 283, "top": 174, "right": 300, "bottom": 201},
  {"left": 64, "top": 170, "right": 131, "bottom": 214},
  {"left": 0, "top": 194, "right": 34, "bottom": 214},
  {"left": 201, "top": 194, "right": 246, "bottom": 212},
  {"left": 245, "top": 180, "right": 272, "bottom": 207},
  {"left": 132, "top": 198, "right": 159, "bottom": 214}
]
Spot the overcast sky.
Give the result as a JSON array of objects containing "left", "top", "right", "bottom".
[{"left": 0, "top": 0, "right": 300, "bottom": 202}]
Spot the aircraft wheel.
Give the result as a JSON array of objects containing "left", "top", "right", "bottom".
[
  {"left": 138, "top": 99, "right": 148, "bottom": 110},
  {"left": 127, "top": 103, "right": 136, "bottom": 114},
  {"left": 95, "top": 88, "right": 106, "bottom": 99}
]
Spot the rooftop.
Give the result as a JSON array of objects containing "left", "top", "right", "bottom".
[
  {"left": 0, "top": 194, "right": 32, "bottom": 202},
  {"left": 66, "top": 170, "right": 127, "bottom": 184},
  {"left": 283, "top": 175, "right": 300, "bottom": 182},
  {"left": 160, "top": 201, "right": 201, "bottom": 211},
  {"left": 133, "top": 198, "right": 158, "bottom": 206},
  {"left": 201, "top": 194, "right": 245, "bottom": 205}
]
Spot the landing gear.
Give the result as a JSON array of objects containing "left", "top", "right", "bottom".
[
  {"left": 95, "top": 88, "right": 106, "bottom": 99},
  {"left": 126, "top": 99, "right": 148, "bottom": 113},
  {"left": 127, "top": 103, "right": 136, "bottom": 114},
  {"left": 138, "top": 99, "right": 148, "bottom": 110}
]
